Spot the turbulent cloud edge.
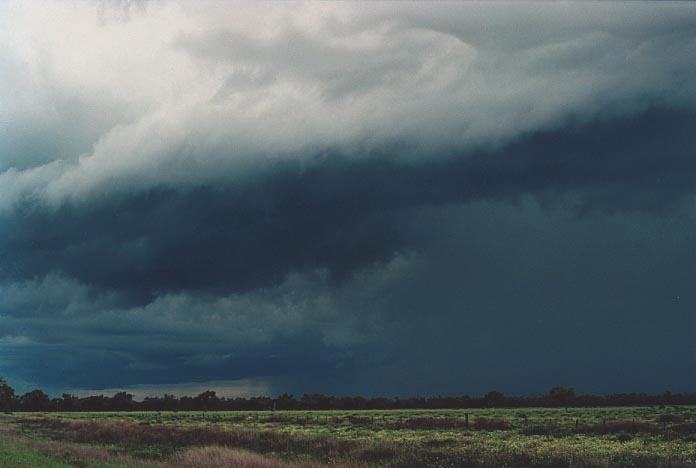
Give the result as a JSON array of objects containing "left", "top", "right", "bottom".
[{"left": 1, "top": 1, "right": 696, "bottom": 211}]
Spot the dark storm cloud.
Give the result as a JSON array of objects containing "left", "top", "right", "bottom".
[
  {"left": 350, "top": 198, "right": 696, "bottom": 396},
  {"left": 1, "top": 1, "right": 696, "bottom": 395},
  {"left": 2, "top": 108, "right": 695, "bottom": 303},
  {"left": 0, "top": 267, "right": 389, "bottom": 392}
]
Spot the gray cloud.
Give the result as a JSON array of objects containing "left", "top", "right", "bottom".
[
  {"left": 358, "top": 197, "right": 696, "bottom": 395},
  {"left": 1, "top": 1, "right": 696, "bottom": 210},
  {"left": 3, "top": 195, "right": 695, "bottom": 395},
  {"left": 1, "top": 1, "right": 695, "bottom": 396},
  {"left": 0, "top": 262, "right": 400, "bottom": 391}
]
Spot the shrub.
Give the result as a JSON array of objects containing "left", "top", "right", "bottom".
[
  {"left": 579, "top": 420, "right": 657, "bottom": 435},
  {"left": 472, "top": 417, "right": 508, "bottom": 431},
  {"left": 389, "top": 417, "right": 462, "bottom": 430},
  {"left": 658, "top": 414, "right": 685, "bottom": 424},
  {"left": 346, "top": 415, "right": 372, "bottom": 426},
  {"left": 521, "top": 422, "right": 566, "bottom": 436},
  {"left": 355, "top": 443, "right": 401, "bottom": 462},
  {"left": 263, "top": 415, "right": 292, "bottom": 424},
  {"left": 672, "top": 422, "right": 696, "bottom": 434},
  {"left": 422, "top": 438, "right": 458, "bottom": 447}
]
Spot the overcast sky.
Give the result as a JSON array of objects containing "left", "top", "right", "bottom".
[{"left": 1, "top": 0, "right": 695, "bottom": 397}]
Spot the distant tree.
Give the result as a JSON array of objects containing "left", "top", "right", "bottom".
[
  {"left": 194, "top": 390, "right": 219, "bottom": 410},
  {"left": 548, "top": 387, "right": 576, "bottom": 407},
  {"left": 80, "top": 394, "right": 111, "bottom": 411},
  {"left": 161, "top": 393, "right": 178, "bottom": 410},
  {"left": 111, "top": 392, "right": 135, "bottom": 411},
  {"left": 276, "top": 393, "right": 297, "bottom": 410},
  {"left": 2, "top": 378, "right": 696, "bottom": 412},
  {"left": 20, "top": 389, "right": 52, "bottom": 412},
  {"left": 0, "top": 377, "right": 16, "bottom": 412},
  {"left": 484, "top": 390, "right": 506, "bottom": 407},
  {"left": 59, "top": 394, "right": 79, "bottom": 411}
]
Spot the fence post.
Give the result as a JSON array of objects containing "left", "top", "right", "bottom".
[{"left": 465, "top": 413, "right": 469, "bottom": 428}]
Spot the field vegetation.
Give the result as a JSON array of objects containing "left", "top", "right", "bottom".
[
  {"left": 3, "top": 406, "right": 696, "bottom": 467},
  {"left": 4, "top": 378, "right": 696, "bottom": 466}
]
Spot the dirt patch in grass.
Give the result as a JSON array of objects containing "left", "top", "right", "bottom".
[{"left": 172, "top": 446, "right": 328, "bottom": 468}]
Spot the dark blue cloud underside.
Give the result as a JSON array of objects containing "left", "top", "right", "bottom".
[{"left": 2, "top": 108, "right": 694, "bottom": 304}]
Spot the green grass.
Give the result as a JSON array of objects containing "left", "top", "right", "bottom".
[
  {"left": 0, "top": 438, "right": 72, "bottom": 468},
  {"left": 6, "top": 406, "right": 696, "bottom": 467}
]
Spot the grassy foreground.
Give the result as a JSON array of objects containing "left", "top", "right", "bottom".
[
  {"left": 3, "top": 406, "right": 696, "bottom": 467},
  {"left": 0, "top": 438, "right": 71, "bottom": 468}
]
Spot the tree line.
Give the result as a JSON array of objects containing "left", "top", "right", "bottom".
[{"left": 1, "top": 378, "right": 695, "bottom": 412}]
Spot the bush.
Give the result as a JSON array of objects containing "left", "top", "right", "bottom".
[
  {"left": 472, "top": 417, "right": 508, "bottom": 431},
  {"left": 389, "top": 417, "right": 462, "bottom": 430},
  {"left": 672, "top": 423, "right": 696, "bottom": 434},
  {"left": 262, "top": 415, "right": 292, "bottom": 423},
  {"left": 579, "top": 420, "right": 657, "bottom": 435},
  {"left": 658, "top": 414, "right": 685, "bottom": 424},
  {"left": 346, "top": 415, "right": 372, "bottom": 426},
  {"left": 521, "top": 422, "right": 566, "bottom": 436}
]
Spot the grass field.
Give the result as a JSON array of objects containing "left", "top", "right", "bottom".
[{"left": 3, "top": 406, "right": 696, "bottom": 467}]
